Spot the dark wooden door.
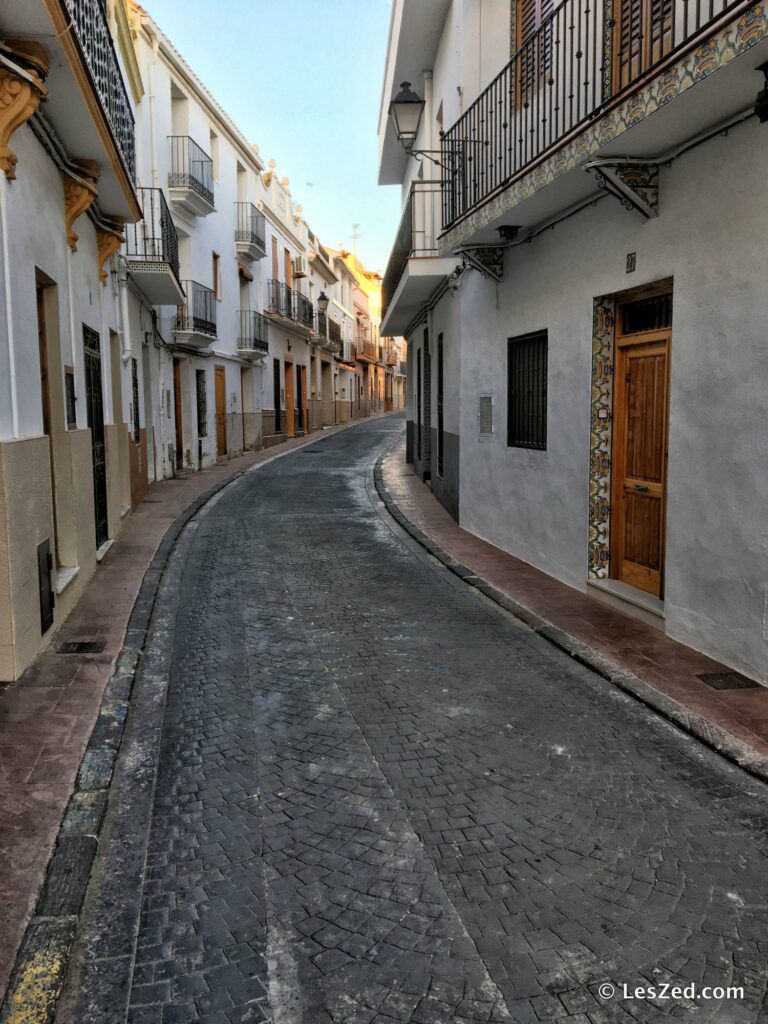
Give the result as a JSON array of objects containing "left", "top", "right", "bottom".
[
  {"left": 173, "top": 358, "right": 184, "bottom": 466},
  {"left": 215, "top": 366, "right": 227, "bottom": 456},
  {"left": 612, "top": 330, "right": 670, "bottom": 597},
  {"left": 422, "top": 336, "right": 432, "bottom": 481},
  {"left": 83, "top": 326, "right": 109, "bottom": 548},
  {"left": 284, "top": 361, "right": 295, "bottom": 437}
]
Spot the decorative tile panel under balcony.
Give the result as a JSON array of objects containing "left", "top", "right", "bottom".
[
  {"left": 235, "top": 203, "right": 267, "bottom": 261},
  {"left": 126, "top": 188, "right": 184, "bottom": 305},
  {"left": 2, "top": 0, "right": 139, "bottom": 219},
  {"left": 168, "top": 136, "right": 215, "bottom": 217},
  {"left": 238, "top": 310, "right": 269, "bottom": 358},
  {"left": 174, "top": 281, "right": 217, "bottom": 348},
  {"left": 265, "top": 280, "right": 313, "bottom": 338},
  {"left": 314, "top": 312, "right": 342, "bottom": 354},
  {"left": 380, "top": 181, "right": 457, "bottom": 336},
  {"left": 438, "top": 0, "right": 768, "bottom": 249}
]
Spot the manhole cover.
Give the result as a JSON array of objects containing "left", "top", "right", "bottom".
[
  {"left": 697, "top": 671, "right": 761, "bottom": 691},
  {"left": 58, "top": 640, "right": 106, "bottom": 655}
]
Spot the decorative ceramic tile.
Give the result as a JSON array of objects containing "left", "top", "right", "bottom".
[
  {"left": 441, "top": 3, "right": 768, "bottom": 252},
  {"left": 588, "top": 295, "right": 616, "bottom": 579}
]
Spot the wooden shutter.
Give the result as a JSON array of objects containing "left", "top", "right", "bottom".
[{"left": 517, "top": 0, "right": 554, "bottom": 100}]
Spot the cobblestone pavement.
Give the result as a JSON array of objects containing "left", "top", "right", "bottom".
[{"left": 126, "top": 416, "right": 768, "bottom": 1024}]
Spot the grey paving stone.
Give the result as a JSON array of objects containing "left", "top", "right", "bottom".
[{"left": 117, "top": 419, "right": 768, "bottom": 1024}]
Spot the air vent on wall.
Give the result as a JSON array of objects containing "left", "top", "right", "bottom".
[{"left": 479, "top": 395, "right": 493, "bottom": 436}]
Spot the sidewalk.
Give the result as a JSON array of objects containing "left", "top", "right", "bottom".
[
  {"left": 0, "top": 416, "right": 388, "bottom": 1002},
  {"left": 377, "top": 436, "right": 768, "bottom": 781}
]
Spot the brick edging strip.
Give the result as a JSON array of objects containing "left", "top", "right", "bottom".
[
  {"left": 373, "top": 440, "right": 768, "bottom": 787},
  {"left": 0, "top": 413, "right": 397, "bottom": 1024}
]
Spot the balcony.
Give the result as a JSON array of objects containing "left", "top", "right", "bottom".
[
  {"left": 355, "top": 331, "right": 378, "bottom": 363},
  {"left": 168, "top": 136, "right": 215, "bottom": 217},
  {"left": 381, "top": 181, "right": 456, "bottom": 336},
  {"left": 64, "top": 0, "right": 136, "bottom": 183},
  {"left": 314, "top": 312, "right": 342, "bottom": 354},
  {"left": 2, "top": 0, "right": 139, "bottom": 219},
  {"left": 175, "top": 281, "right": 217, "bottom": 347},
  {"left": 440, "top": 0, "right": 753, "bottom": 239},
  {"left": 235, "top": 203, "right": 266, "bottom": 261},
  {"left": 266, "top": 281, "right": 315, "bottom": 337},
  {"left": 238, "top": 311, "right": 269, "bottom": 357},
  {"left": 396, "top": 360, "right": 407, "bottom": 377},
  {"left": 125, "top": 188, "right": 185, "bottom": 305},
  {"left": 296, "top": 293, "right": 315, "bottom": 329},
  {"left": 267, "top": 280, "right": 295, "bottom": 319}
]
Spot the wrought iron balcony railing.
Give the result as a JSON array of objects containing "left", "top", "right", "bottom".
[
  {"left": 63, "top": 0, "right": 135, "bottom": 181},
  {"left": 315, "top": 312, "right": 343, "bottom": 348},
  {"left": 176, "top": 281, "right": 217, "bottom": 337},
  {"left": 238, "top": 310, "right": 269, "bottom": 353},
  {"left": 267, "top": 280, "right": 294, "bottom": 319},
  {"left": 328, "top": 318, "right": 341, "bottom": 345},
  {"left": 169, "top": 136, "right": 214, "bottom": 206},
  {"left": 441, "top": 0, "right": 743, "bottom": 229},
  {"left": 382, "top": 181, "right": 442, "bottom": 316},
  {"left": 397, "top": 360, "right": 407, "bottom": 376},
  {"left": 296, "top": 293, "right": 315, "bottom": 329},
  {"left": 235, "top": 202, "right": 266, "bottom": 251},
  {"left": 126, "top": 187, "right": 180, "bottom": 277}
]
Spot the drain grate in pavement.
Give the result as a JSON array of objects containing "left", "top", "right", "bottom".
[
  {"left": 58, "top": 640, "right": 106, "bottom": 655},
  {"left": 697, "top": 671, "right": 761, "bottom": 691}
]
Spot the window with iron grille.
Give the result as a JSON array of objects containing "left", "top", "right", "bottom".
[
  {"left": 196, "top": 369, "right": 208, "bottom": 437},
  {"left": 508, "top": 331, "right": 547, "bottom": 450}
]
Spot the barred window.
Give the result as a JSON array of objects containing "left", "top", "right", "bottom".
[
  {"left": 508, "top": 331, "right": 547, "bottom": 450},
  {"left": 196, "top": 369, "right": 208, "bottom": 437}
]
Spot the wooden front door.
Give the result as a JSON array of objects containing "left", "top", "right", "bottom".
[
  {"left": 611, "top": 306, "right": 671, "bottom": 598},
  {"left": 173, "top": 358, "right": 184, "bottom": 467},
  {"left": 284, "top": 360, "right": 295, "bottom": 437},
  {"left": 215, "top": 365, "right": 227, "bottom": 456}
]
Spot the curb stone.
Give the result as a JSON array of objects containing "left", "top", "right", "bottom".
[{"left": 374, "top": 438, "right": 768, "bottom": 787}]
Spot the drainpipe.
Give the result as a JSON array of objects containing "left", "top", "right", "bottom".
[
  {"left": 118, "top": 260, "right": 132, "bottom": 365},
  {"left": 0, "top": 173, "right": 18, "bottom": 437},
  {"left": 148, "top": 34, "right": 159, "bottom": 188}
]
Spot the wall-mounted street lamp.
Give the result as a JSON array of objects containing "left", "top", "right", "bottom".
[
  {"left": 388, "top": 81, "right": 443, "bottom": 168},
  {"left": 389, "top": 82, "right": 425, "bottom": 149},
  {"left": 317, "top": 291, "right": 329, "bottom": 314}
]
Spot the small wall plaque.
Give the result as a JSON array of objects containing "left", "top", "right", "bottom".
[{"left": 626, "top": 252, "right": 637, "bottom": 273}]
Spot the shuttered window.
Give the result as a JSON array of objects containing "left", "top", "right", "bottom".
[
  {"left": 508, "top": 331, "right": 548, "bottom": 450},
  {"left": 517, "top": 0, "right": 554, "bottom": 98},
  {"left": 614, "top": 0, "right": 673, "bottom": 90}
]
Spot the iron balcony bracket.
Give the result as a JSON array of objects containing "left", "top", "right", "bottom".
[{"left": 584, "top": 161, "right": 659, "bottom": 219}]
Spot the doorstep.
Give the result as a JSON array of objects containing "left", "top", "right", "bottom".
[{"left": 376, "top": 435, "right": 768, "bottom": 782}]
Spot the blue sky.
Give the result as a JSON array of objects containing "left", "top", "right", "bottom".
[{"left": 148, "top": 0, "right": 399, "bottom": 273}]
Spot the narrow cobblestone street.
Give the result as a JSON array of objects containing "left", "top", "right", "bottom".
[{"left": 86, "top": 417, "right": 768, "bottom": 1024}]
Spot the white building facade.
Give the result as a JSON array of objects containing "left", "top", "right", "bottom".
[
  {"left": 0, "top": 0, "right": 141, "bottom": 680},
  {"left": 379, "top": 0, "right": 768, "bottom": 683}
]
